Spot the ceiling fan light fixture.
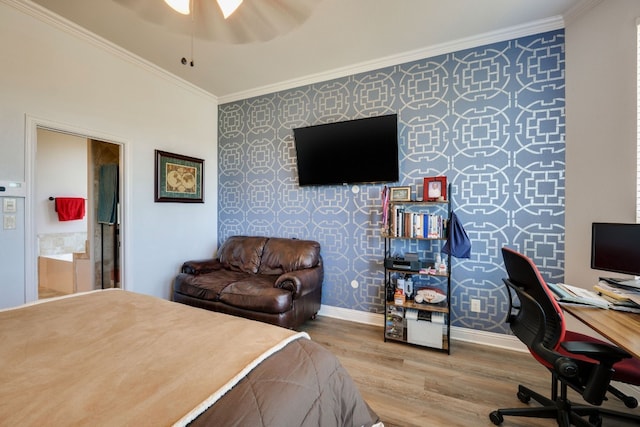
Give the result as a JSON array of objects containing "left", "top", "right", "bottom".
[
  {"left": 164, "top": 0, "right": 190, "bottom": 15},
  {"left": 217, "top": 0, "right": 243, "bottom": 19}
]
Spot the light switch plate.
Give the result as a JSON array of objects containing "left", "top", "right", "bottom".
[
  {"left": 3, "top": 198, "right": 16, "bottom": 213},
  {"left": 3, "top": 215, "right": 16, "bottom": 230}
]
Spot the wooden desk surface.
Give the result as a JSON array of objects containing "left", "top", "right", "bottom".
[{"left": 563, "top": 304, "right": 640, "bottom": 359}]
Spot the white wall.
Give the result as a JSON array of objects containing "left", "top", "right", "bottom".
[
  {"left": 35, "top": 129, "right": 87, "bottom": 235},
  {"left": 0, "top": 1, "right": 218, "bottom": 308},
  {"left": 565, "top": 0, "right": 639, "bottom": 288}
]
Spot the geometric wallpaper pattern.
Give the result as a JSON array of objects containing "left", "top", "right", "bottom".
[{"left": 218, "top": 30, "right": 565, "bottom": 334}]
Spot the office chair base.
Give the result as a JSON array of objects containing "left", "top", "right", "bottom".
[
  {"left": 490, "top": 384, "right": 581, "bottom": 426},
  {"left": 490, "top": 384, "right": 640, "bottom": 427},
  {"left": 607, "top": 384, "right": 638, "bottom": 408}
]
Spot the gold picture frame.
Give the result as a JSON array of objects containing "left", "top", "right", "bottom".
[
  {"left": 154, "top": 150, "right": 204, "bottom": 203},
  {"left": 389, "top": 186, "right": 411, "bottom": 202}
]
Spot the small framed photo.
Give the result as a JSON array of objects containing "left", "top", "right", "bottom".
[
  {"left": 155, "top": 150, "right": 204, "bottom": 203},
  {"left": 389, "top": 186, "right": 411, "bottom": 201},
  {"left": 423, "top": 176, "right": 447, "bottom": 201}
]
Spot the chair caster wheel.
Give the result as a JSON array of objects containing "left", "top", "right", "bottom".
[
  {"left": 517, "top": 390, "right": 531, "bottom": 404},
  {"left": 489, "top": 411, "right": 503, "bottom": 425},
  {"left": 588, "top": 414, "right": 602, "bottom": 427},
  {"left": 623, "top": 396, "right": 638, "bottom": 408}
]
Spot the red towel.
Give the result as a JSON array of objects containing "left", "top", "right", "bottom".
[{"left": 55, "top": 197, "right": 85, "bottom": 221}]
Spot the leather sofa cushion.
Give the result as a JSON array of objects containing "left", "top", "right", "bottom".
[
  {"left": 175, "top": 271, "right": 293, "bottom": 314},
  {"left": 218, "top": 236, "right": 268, "bottom": 274},
  {"left": 220, "top": 279, "right": 292, "bottom": 314},
  {"left": 258, "top": 238, "right": 320, "bottom": 275},
  {"left": 174, "top": 270, "right": 250, "bottom": 301}
]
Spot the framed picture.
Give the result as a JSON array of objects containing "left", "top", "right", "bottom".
[
  {"left": 155, "top": 150, "right": 204, "bottom": 203},
  {"left": 423, "top": 176, "right": 447, "bottom": 201},
  {"left": 389, "top": 186, "right": 411, "bottom": 202}
]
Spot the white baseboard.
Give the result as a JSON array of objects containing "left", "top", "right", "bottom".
[
  {"left": 318, "top": 304, "right": 381, "bottom": 326},
  {"left": 318, "top": 304, "right": 528, "bottom": 353}
]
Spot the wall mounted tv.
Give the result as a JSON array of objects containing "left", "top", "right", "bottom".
[
  {"left": 293, "top": 114, "right": 399, "bottom": 186},
  {"left": 591, "top": 222, "right": 640, "bottom": 286}
]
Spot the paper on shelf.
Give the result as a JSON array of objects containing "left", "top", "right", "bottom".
[
  {"left": 431, "top": 312, "right": 445, "bottom": 324},
  {"left": 405, "top": 308, "right": 418, "bottom": 320}
]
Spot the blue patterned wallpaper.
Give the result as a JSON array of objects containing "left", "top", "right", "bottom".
[{"left": 218, "top": 30, "right": 565, "bottom": 334}]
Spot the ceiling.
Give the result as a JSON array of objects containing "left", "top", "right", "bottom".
[{"left": 28, "top": 0, "right": 593, "bottom": 101}]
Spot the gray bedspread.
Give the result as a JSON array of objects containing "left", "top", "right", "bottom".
[{"left": 190, "top": 337, "right": 381, "bottom": 427}]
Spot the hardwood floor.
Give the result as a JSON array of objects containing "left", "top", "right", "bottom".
[{"left": 299, "top": 316, "right": 640, "bottom": 427}]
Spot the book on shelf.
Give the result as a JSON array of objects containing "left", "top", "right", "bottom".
[
  {"left": 390, "top": 205, "right": 447, "bottom": 238},
  {"left": 547, "top": 282, "right": 610, "bottom": 309}
]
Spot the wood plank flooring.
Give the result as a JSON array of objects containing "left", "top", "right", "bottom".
[{"left": 299, "top": 316, "right": 640, "bottom": 427}]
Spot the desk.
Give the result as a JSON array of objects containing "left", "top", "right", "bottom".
[{"left": 563, "top": 304, "right": 640, "bottom": 359}]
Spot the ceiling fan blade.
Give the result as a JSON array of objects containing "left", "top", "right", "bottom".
[
  {"left": 113, "top": 0, "right": 321, "bottom": 44},
  {"left": 216, "top": 0, "right": 243, "bottom": 19}
]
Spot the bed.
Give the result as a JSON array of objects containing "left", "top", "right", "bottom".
[{"left": 0, "top": 289, "right": 381, "bottom": 426}]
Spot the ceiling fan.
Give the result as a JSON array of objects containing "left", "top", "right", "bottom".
[
  {"left": 114, "top": 0, "right": 321, "bottom": 44},
  {"left": 164, "top": 0, "right": 242, "bottom": 19}
]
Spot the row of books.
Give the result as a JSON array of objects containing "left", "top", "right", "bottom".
[
  {"left": 547, "top": 281, "right": 640, "bottom": 313},
  {"left": 390, "top": 207, "right": 448, "bottom": 239}
]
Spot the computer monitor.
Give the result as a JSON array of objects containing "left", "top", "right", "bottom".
[{"left": 591, "top": 222, "right": 640, "bottom": 288}]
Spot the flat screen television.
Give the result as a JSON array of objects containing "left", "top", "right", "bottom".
[
  {"left": 293, "top": 114, "right": 399, "bottom": 186},
  {"left": 591, "top": 222, "right": 640, "bottom": 287}
]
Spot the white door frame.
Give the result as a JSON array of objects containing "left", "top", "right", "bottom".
[{"left": 25, "top": 115, "right": 128, "bottom": 302}]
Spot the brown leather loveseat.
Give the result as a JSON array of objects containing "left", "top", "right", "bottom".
[{"left": 173, "top": 236, "right": 323, "bottom": 329}]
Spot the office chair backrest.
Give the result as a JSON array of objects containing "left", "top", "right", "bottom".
[{"left": 501, "top": 247, "right": 567, "bottom": 352}]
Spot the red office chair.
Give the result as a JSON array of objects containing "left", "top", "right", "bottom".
[{"left": 490, "top": 247, "right": 640, "bottom": 427}]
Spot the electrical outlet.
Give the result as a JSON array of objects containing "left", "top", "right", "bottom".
[
  {"left": 471, "top": 298, "right": 481, "bottom": 313},
  {"left": 3, "top": 198, "right": 16, "bottom": 213}
]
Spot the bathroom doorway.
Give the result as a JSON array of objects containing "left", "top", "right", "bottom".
[{"left": 35, "top": 128, "right": 122, "bottom": 298}]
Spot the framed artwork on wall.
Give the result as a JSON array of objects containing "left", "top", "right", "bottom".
[
  {"left": 423, "top": 176, "right": 447, "bottom": 201},
  {"left": 389, "top": 186, "right": 411, "bottom": 202},
  {"left": 154, "top": 150, "right": 204, "bottom": 203}
]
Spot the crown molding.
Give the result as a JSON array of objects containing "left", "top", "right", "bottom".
[
  {"left": 6, "top": 0, "right": 572, "bottom": 106},
  {"left": 3, "top": 0, "right": 217, "bottom": 102},
  {"left": 563, "top": 0, "right": 602, "bottom": 26},
  {"left": 218, "top": 15, "right": 566, "bottom": 104}
]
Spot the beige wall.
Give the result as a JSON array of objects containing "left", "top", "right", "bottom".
[{"left": 565, "top": 0, "right": 639, "bottom": 289}]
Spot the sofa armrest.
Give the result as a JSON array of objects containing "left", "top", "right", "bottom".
[
  {"left": 275, "top": 265, "right": 323, "bottom": 299},
  {"left": 181, "top": 259, "right": 223, "bottom": 275}
]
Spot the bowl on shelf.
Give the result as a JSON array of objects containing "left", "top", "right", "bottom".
[{"left": 414, "top": 287, "right": 446, "bottom": 304}]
